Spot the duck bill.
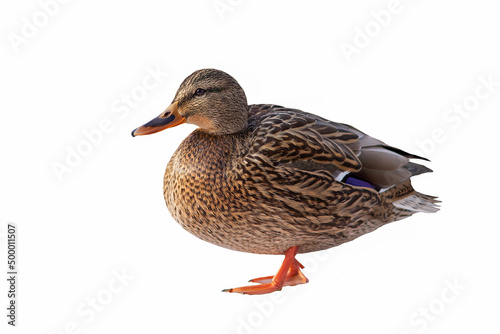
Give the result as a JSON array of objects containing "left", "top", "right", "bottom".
[{"left": 131, "top": 101, "right": 185, "bottom": 137}]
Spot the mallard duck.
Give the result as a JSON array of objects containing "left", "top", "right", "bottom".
[{"left": 132, "top": 69, "right": 439, "bottom": 295}]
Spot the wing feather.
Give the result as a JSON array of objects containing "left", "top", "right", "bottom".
[
  {"left": 245, "top": 104, "right": 431, "bottom": 191},
  {"left": 248, "top": 106, "right": 362, "bottom": 172}
]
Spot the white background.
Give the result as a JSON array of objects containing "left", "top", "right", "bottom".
[{"left": 1, "top": 0, "right": 499, "bottom": 333}]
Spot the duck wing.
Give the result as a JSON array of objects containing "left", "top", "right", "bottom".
[{"left": 246, "top": 104, "right": 431, "bottom": 191}]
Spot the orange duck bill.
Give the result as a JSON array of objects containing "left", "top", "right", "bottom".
[
  {"left": 131, "top": 101, "right": 185, "bottom": 137},
  {"left": 222, "top": 246, "right": 309, "bottom": 295}
]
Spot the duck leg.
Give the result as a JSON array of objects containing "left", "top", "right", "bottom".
[
  {"left": 222, "top": 246, "right": 309, "bottom": 295},
  {"left": 249, "top": 258, "right": 308, "bottom": 286}
]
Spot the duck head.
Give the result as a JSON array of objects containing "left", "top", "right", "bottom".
[{"left": 132, "top": 69, "right": 248, "bottom": 136}]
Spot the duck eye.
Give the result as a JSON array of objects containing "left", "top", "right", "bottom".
[{"left": 194, "top": 88, "right": 206, "bottom": 96}]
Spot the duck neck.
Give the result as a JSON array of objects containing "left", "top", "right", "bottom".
[{"left": 179, "top": 129, "right": 247, "bottom": 173}]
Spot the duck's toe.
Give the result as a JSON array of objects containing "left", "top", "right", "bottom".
[
  {"left": 248, "top": 259, "right": 309, "bottom": 287},
  {"left": 222, "top": 246, "right": 309, "bottom": 295}
]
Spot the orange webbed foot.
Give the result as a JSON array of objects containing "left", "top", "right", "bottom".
[
  {"left": 222, "top": 246, "right": 309, "bottom": 295},
  {"left": 249, "top": 259, "right": 308, "bottom": 286}
]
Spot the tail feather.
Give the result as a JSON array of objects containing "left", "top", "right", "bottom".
[
  {"left": 392, "top": 192, "right": 440, "bottom": 213},
  {"left": 383, "top": 180, "right": 440, "bottom": 215}
]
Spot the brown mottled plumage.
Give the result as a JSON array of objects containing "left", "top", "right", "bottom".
[{"left": 132, "top": 69, "right": 439, "bottom": 294}]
